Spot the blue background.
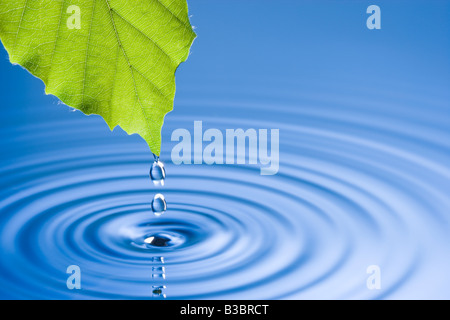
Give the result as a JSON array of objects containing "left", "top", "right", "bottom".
[{"left": 0, "top": 0, "right": 449, "bottom": 299}]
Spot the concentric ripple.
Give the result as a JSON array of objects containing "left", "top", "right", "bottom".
[{"left": 0, "top": 76, "right": 450, "bottom": 299}]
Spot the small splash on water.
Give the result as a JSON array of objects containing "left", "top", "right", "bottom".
[
  {"left": 144, "top": 234, "right": 171, "bottom": 247},
  {"left": 144, "top": 232, "right": 184, "bottom": 248},
  {"left": 151, "top": 194, "right": 167, "bottom": 217}
]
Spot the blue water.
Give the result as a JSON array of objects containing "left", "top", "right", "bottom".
[{"left": 0, "top": 0, "right": 450, "bottom": 299}]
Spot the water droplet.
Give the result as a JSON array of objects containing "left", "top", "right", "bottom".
[
  {"left": 151, "top": 193, "right": 167, "bottom": 216},
  {"left": 150, "top": 159, "right": 166, "bottom": 186}
]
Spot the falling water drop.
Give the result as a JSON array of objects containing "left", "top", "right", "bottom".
[
  {"left": 151, "top": 193, "right": 167, "bottom": 217},
  {"left": 150, "top": 156, "right": 166, "bottom": 186}
]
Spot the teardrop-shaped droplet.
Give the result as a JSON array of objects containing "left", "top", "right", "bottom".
[
  {"left": 150, "top": 160, "right": 166, "bottom": 186},
  {"left": 151, "top": 193, "right": 167, "bottom": 216}
]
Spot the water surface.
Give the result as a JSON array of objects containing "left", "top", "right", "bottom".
[{"left": 0, "top": 0, "right": 449, "bottom": 299}]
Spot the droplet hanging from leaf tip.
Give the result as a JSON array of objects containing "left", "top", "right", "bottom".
[{"left": 150, "top": 159, "right": 166, "bottom": 186}]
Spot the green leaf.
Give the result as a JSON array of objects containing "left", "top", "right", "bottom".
[{"left": 0, "top": 0, "right": 196, "bottom": 155}]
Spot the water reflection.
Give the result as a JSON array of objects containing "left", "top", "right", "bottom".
[{"left": 152, "top": 256, "right": 166, "bottom": 299}]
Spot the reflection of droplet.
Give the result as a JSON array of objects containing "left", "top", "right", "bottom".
[
  {"left": 153, "top": 288, "right": 162, "bottom": 295},
  {"left": 152, "top": 256, "right": 164, "bottom": 263},
  {"left": 151, "top": 194, "right": 167, "bottom": 216},
  {"left": 150, "top": 160, "right": 166, "bottom": 186},
  {"left": 152, "top": 285, "right": 166, "bottom": 299},
  {"left": 152, "top": 266, "right": 165, "bottom": 273},
  {"left": 152, "top": 273, "right": 166, "bottom": 279}
]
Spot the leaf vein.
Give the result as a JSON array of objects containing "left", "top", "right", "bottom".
[
  {"left": 81, "top": 0, "right": 97, "bottom": 108},
  {"left": 111, "top": 8, "right": 176, "bottom": 66},
  {"left": 104, "top": 0, "right": 155, "bottom": 143}
]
